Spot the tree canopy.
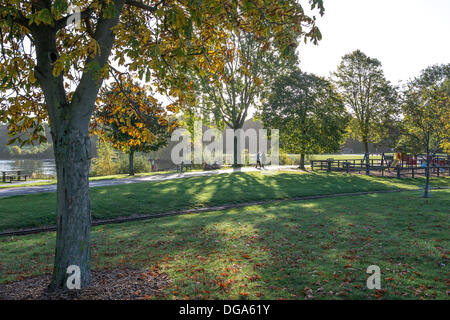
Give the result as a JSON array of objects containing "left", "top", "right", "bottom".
[
  {"left": 333, "top": 50, "right": 398, "bottom": 154},
  {"left": 401, "top": 64, "right": 449, "bottom": 155},
  {"left": 185, "top": 30, "right": 298, "bottom": 165},
  {"left": 260, "top": 69, "right": 348, "bottom": 168},
  {"left": 0, "top": 0, "right": 324, "bottom": 143},
  {"left": 189, "top": 31, "right": 295, "bottom": 127},
  {"left": 92, "top": 78, "right": 175, "bottom": 175},
  {"left": 400, "top": 64, "right": 450, "bottom": 197}
]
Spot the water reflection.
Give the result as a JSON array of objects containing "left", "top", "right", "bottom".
[{"left": 0, "top": 159, "right": 56, "bottom": 175}]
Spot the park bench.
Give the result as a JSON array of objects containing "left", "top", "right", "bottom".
[
  {"left": 1, "top": 174, "right": 14, "bottom": 183},
  {"left": 176, "top": 162, "right": 192, "bottom": 173},
  {"left": 1, "top": 171, "right": 29, "bottom": 183},
  {"left": 204, "top": 162, "right": 222, "bottom": 170}
]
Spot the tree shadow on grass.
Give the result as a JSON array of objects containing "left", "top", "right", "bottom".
[
  {"left": 2, "top": 171, "right": 444, "bottom": 231},
  {"left": 3, "top": 190, "right": 448, "bottom": 299}
]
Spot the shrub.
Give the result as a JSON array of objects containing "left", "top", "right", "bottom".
[
  {"left": 8, "top": 145, "right": 22, "bottom": 156},
  {"left": 279, "top": 153, "right": 293, "bottom": 165},
  {"left": 90, "top": 142, "right": 119, "bottom": 176},
  {"left": 31, "top": 172, "right": 56, "bottom": 180},
  {"left": 117, "top": 153, "right": 150, "bottom": 174}
]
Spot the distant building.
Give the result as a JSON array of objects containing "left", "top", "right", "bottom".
[{"left": 341, "top": 138, "right": 394, "bottom": 154}]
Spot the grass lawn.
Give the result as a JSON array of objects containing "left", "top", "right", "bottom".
[
  {"left": 0, "top": 171, "right": 449, "bottom": 231},
  {"left": 0, "top": 189, "right": 448, "bottom": 299},
  {"left": 0, "top": 179, "right": 57, "bottom": 188},
  {"left": 0, "top": 170, "right": 177, "bottom": 189}
]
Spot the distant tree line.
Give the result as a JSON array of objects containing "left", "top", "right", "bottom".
[{"left": 0, "top": 124, "right": 98, "bottom": 160}]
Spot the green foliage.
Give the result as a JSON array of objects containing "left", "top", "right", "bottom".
[
  {"left": 279, "top": 153, "right": 294, "bottom": 166},
  {"left": 400, "top": 64, "right": 450, "bottom": 155},
  {"left": 185, "top": 31, "right": 295, "bottom": 159},
  {"left": 261, "top": 69, "right": 348, "bottom": 166},
  {"left": 90, "top": 144, "right": 151, "bottom": 177},
  {"left": 400, "top": 64, "right": 449, "bottom": 197},
  {"left": 396, "top": 134, "right": 423, "bottom": 155},
  {"left": 333, "top": 50, "right": 399, "bottom": 152},
  {"left": 6, "top": 143, "right": 53, "bottom": 159},
  {"left": 93, "top": 80, "right": 173, "bottom": 155},
  {"left": 0, "top": 0, "right": 325, "bottom": 145},
  {"left": 8, "top": 145, "right": 21, "bottom": 157},
  {"left": 90, "top": 142, "right": 119, "bottom": 177},
  {"left": 117, "top": 154, "right": 150, "bottom": 174}
]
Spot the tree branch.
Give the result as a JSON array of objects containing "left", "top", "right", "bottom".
[
  {"left": 70, "top": 0, "right": 126, "bottom": 117},
  {"left": 125, "top": 0, "right": 164, "bottom": 12},
  {"left": 55, "top": 7, "right": 95, "bottom": 30}
]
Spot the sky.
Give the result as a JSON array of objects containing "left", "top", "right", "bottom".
[{"left": 298, "top": 0, "right": 450, "bottom": 85}]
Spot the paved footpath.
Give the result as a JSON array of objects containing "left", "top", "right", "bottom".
[{"left": 0, "top": 166, "right": 296, "bottom": 199}]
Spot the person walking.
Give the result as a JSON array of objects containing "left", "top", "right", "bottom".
[
  {"left": 261, "top": 152, "right": 266, "bottom": 169},
  {"left": 256, "top": 152, "right": 262, "bottom": 169}
]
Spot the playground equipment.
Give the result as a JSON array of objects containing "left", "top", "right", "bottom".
[
  {"left": 391, "top": 152, "right": 401, "bottom": 168},
  {"left": 310, "top": 152, "right": 450, "bottom": 179},
  {"left": 381, "top": 153, "right": 394, "bottom": 167},
  {"left": 402, "top": 153, "right": 417, "bottom": 166}
]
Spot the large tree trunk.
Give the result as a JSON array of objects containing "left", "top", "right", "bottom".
[
  {"left": 129, "top": 151, "right": 135, "bottom": 176},
  {"left": 31, "top": 1, "right": 125, "bottom": 290},
  {"left": 299, "top": 154, "right": 305, "bottom": 170},
  {"left": 50, "top": 127, "right": 92, "bottom": 289}
]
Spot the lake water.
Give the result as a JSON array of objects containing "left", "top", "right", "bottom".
[{"left": 0, "top": 159, "right": 56, "bottom": 175}]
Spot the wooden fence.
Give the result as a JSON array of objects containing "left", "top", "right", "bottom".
[{"left": 310, "top": 159, "right": 450, "bottom": 178}]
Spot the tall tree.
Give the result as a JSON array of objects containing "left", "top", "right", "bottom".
[
  {"left": 401, "top": 64, "right": 450, "bottom": 197},
  {"left": 92, "top": 79, "right": 175, "bottom": 176},
  {"left": 260, "top": 69, "right": 348, "bottom": 169},
  {"left": 187, "top": 31, "right": 305, "bottom": 166},
  {"left": 0, "top": 0, "right": 325, "bottom": 288},
  {"left": 333, "top": 50, "right": 398, "bottom": 154}
]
